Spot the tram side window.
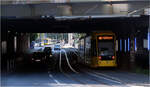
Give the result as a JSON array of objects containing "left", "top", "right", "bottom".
[
  {"left": 44, "top": 40, "right": 48, "bottom": 43},
  {"left": 92, "top": 40, "right": 97, "bottom": 56},
  {"left": 79, "top": 39, "right": 84, "bottom": 51}
]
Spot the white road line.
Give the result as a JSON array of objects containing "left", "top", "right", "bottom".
[
  {"left": 92, "top": 71, "right": 123, "bottom": 82},
  {"left": 48, "top": 73, "right": 78, "bottom": 87},
  {"left": 48, "top": 73, "right": 61, "bottom": 85},
  {"left": 87, "top": 70, "right": 149, "bottom": 87},
  {"left": 91, "top": 71, "right": 149, "bottom": 87},
  {"left": 49, "top": 74, "right": 53, "bottom": 78},
  {"left": 86, "top": 72, "right": 122, "bottom": 84}
]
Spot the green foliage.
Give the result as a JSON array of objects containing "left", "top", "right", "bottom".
[{"left": 30, "top": 33, "right": 38, "bottom": 42}]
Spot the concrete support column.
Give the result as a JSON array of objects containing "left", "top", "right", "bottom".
[
  {"left": 130, "top": 34, "right": 136, "bottom": 70},
  {"left": 7, "top": 31, "right": 15, "bottom": 72},
  {"left": 17, "top": 33, "right": 30, "bottom": 53}
]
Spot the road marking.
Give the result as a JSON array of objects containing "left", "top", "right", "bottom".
[
  {"left": 48, "top": 74, "right": 61, "bottom": 85},
  {"left": 86, "top": 72, "right": 122, "bottom": 84},
  {"left": 49, "top": 74, "right": 53, "bottom": 77},
  {"left": 92, "top": 71, "right": 123, "bottom": 82},
  {"left": 91, "top": 71, "right": 149, "bottom": 87},
  {"left": 54, "top": 79, "right": 60, "bottom": 84},
  {"left": 86, "top": 70, "right": 149, "bottom": 87}
]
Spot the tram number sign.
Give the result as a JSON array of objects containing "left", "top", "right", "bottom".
[{"left": 99, "top": 36, "right": 113, "bottom": 40}]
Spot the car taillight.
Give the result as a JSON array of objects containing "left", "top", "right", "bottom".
[
  {"left": 112, "top": 56, "right": 115, "bottom": 59},
  {"left": 99, "top": 56, "right": 102, "bottom": 60}
]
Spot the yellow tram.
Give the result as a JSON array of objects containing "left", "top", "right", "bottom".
[
  {"left": 43, "top": 38, "right": 51, "bottom": 45},
  {"left": 78, "top": 32, "right": 117, "bottom": 68}
]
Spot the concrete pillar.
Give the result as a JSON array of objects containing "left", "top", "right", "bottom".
[
  {"left": 7, "top": 31, "right": 16, "bottom": 72},
  {"left": 130, "top": 33, "right": 136, "bottom": 70},
  {"left": 17, "top": 33, "right": 30, "bottom": 53}
]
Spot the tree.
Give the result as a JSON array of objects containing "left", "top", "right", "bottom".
[{"left": 30, "top": 33, "right": 38, "bottom": 42}]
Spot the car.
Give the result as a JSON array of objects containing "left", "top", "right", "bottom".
[
  {"left": 62, "top": 44, "right": 73, "bottom": 48},
  {"left": 34, "top": 42, "right": 40, "bottom": 47},
  {"left": 54, "top": 45, "right": 61, "bottom": 50},
  {"left": 43, "top": 47, "right": 52, "bottom": 57},
  {"left": 31, "top": 52, "right": 45, "bottom": 64}
]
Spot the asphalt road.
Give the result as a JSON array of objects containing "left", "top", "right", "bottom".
[
  {"left": 2, "top": 65, "right": 149, "bottom": 87},
  {"left": 2, "top": 64, "right": 150, "bottom": 87},
  {"left": 1, "top": 48, "right": 149, "bottom": 87}
]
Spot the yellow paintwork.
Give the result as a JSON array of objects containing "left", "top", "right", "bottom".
[
  {"left": 98, "top": 60, "right": 117, "bottom": 67},
  {"left": 43, "top": 38, "right": 51, "bottom": 45}
]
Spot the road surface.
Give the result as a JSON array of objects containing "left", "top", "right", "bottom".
[{"left": 1, "top": 48, "right": 149, "bottom": 87}]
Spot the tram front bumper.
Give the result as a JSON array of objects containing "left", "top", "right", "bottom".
[{"left": 98, "top": 60, "right": 117, "bottom": 67}]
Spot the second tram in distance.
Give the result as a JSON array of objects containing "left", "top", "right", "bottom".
[{"left": 78, "top": 32, "right": 117, "bottom": 68}]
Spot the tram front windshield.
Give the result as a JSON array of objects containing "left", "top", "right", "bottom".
[
  {"left": 97, "top": 36, "right": 114, "bottom": 56},
  {"left": 44, "top": 40, "right": 48, "bottom": 43}
]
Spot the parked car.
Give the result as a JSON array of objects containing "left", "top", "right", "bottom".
[
  {"left": 54, "top": 45, "right": 61, "bottom": 50},
  {"left": 43, "top": 47, "right": 52, "bottom": 57},
  {"left": 31, "top": 52, "right": 45, "bottom": 64},
  {"left": 62, "top": 44, "right": 73, "bottom": 48},
  {"left": 34, "top": 42, "right": 40, "bottom": 47}
]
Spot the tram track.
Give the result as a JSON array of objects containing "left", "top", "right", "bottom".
[
  {"left": 65, "top": 49, "right": 132, "bottom": 87},
  {"left": 81, "top": 68, "right": 135, "bottom": 87},
  {"left": 62, "top": 49, "right": 123, "bottom": 86},
  {"left": 58, "top": 49, "right": 116, "bottom": 87},
  {"left": 65, "top": 49, "right": 129, "bottom": 87},
  {"left": 59, "top": 49, "right": 91, "bottom": 87},
  {"left": 50, "top": 48, "right": 139, "bottom": 87}
]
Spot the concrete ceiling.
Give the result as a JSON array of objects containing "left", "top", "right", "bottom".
[
  {"left": 1, "top": 1, "right": 149, "bottom": 17},
  {"left": 2, "top": 15, "right": 149, "bottom": 33}
]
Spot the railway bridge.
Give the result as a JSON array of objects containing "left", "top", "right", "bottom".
[
  {"left": 1, "top": 1, "right": 150, "bottom": 87},
  {"left": 2, "top": 15, "right": 149, "bottom": 71}
]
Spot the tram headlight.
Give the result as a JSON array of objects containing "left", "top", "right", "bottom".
[
  {"left": 99, "top": 56, "right": 102, "bottom": 60},
  {"left": 112, "top": 56, "right": 115, "bottom": 59}
]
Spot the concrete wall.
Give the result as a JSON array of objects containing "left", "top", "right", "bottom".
[{"left": 1, "top": 1, "right": 149, "bottom": 17}]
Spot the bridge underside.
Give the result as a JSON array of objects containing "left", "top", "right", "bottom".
[
  {"left": 2, "top": 15, "right": 149, "bottom": 34},
  {"left": 1, "top": 15, "right": 149, "bottom": 72}
]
